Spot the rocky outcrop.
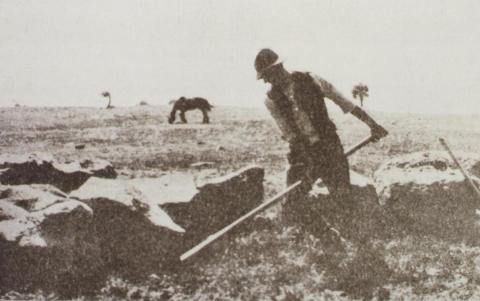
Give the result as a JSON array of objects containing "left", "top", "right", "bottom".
[
  {"left": 373, "top": 151, "right": 480, "bottom": 242},
  {"left": 70, "top": 165, "right": 263, "bottom": 278},
  {"left": 0, "top": 153, "right": 117, "bottom": 193},
  {"left": 161, "top": 166, "right": 265, "bottom": 245},
  {"left": 0, "top": 184, "right": 102, "bottom": 295},
  {"left": 0, "top": 165, "right": 264, "bottom": 296}
]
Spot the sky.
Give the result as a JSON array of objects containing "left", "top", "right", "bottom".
[{"left": 1, "top": 0, "right": 479, "bottom": 115}]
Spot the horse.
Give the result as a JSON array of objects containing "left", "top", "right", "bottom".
[{"left": 168, "top": 97, "right": 213, "bottom": 124}]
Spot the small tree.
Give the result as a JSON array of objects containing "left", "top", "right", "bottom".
[
  {"left": 101, "top": 91, "right": 113, "bottom": 109},
  {"left": 352, "top": 83, "right": 369, "bottom": 107}
]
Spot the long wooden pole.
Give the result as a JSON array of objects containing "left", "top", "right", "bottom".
[
  {"left": 439, "top": 138, "right": 480, "bottom": 198},
  {"left": 180, "top": 135, "right": 373, "bottom": 261}
]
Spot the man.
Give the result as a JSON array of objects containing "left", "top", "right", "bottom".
[{"left": 255, "top": 48, "right": 388, "bottom": 228}]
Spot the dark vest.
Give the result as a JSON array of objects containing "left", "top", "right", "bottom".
[{"left": 267, "top": 72, "right": 337, "bottom": 145}]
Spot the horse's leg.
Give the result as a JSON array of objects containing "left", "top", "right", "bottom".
[
  {"left": 180, "top": 110, "right": 187, "bottom": 123},
  {"left": 168, "top": 109, "right": 177, "bottom": 124},
  {"left": 201, "top": 109, "right": 210, "bottom": 124}
]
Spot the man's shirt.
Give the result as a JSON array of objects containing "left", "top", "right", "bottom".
[{"left": 265, "top": 73, "right": 357, "bottom": 144}]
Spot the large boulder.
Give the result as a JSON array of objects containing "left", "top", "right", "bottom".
[
  {"left": 0, "top": 153, "right": 117, "bottom": 193},
  {"left": 0, "top": 184, "right": 103, "bottom": 296},
  {"left": 69, "top": 165, "right": 264, "bottom": 278},
  {"left": 373, "top": 151, "right": 480, "bottom": 242}
]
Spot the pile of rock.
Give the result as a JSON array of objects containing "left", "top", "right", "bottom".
[{"left": 0, "top": 153, "right": 264, "bottom": 296}]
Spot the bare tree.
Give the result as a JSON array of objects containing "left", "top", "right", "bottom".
[
  {"left": 101, "top": 91, "right": 113, "bottom": 109},
  {"left": 352, "top": 83, "right": 369, "bottom": 107}
]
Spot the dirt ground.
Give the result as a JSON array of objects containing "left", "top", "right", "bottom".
[{"left": 1, "top": 105, "right": 480, "bottom": 300}]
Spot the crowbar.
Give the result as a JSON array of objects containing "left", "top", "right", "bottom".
[{"left": 180, "top": 135, "right": 375, "bottom": 261}]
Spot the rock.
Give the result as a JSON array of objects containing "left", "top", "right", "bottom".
[
  {"left": 69, "top": 165, "right": 264, "bottom": 277},
  {"left": 75, "top": 144, "right": 86, "bottom": 150},
  {"left": 0, "top": 184, "right": 92, "bottom": 246},
  {"left": 0, "top": 153, "right": 117, "bottom": 193},
  {"left": 127, "top": 287, "right": 143, "bottom": 300},
  {"left": 190, "top": 161, "right": 216, "bottom": 169},
  {"left": 0, "top": 184, "right": 103, "bottom": 296},
  {"left": 373, "top": 151, "right": 480, "bottom": 241},
  {"left": 71, "top": 174, "right": 194, "bottom": 232},
  {"left": 162, "top": 165, "right": 264, "bottom": 245},
  {"left": 148, "top": 274, "right": 161, "bottom": 280}
]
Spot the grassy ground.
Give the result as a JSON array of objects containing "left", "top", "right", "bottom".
[{"left": 1, "top": 105, "right": 480, "bottom": 300}]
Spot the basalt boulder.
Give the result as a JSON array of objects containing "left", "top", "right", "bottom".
[
  {"left": 0, "top": 184, "right": 102, "bottom": 296},
  {"left": 373, "top": 151, "right": 480, "bottom": 242},
  {"left": 69, "top": 165, "right": 264, "bottom": 278},
  {"left": 0, "top": 153, "right": 116, "bottom": 193}
]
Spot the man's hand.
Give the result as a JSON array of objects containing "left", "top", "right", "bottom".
[{"left": 370, "top": 124, "right": 388, "bottom": 142}]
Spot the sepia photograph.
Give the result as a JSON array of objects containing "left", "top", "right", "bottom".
[{"left": 1, "top": 1, "right": 480, "bottom": 300}]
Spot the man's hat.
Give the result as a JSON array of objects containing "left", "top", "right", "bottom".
[{"left": 254, "top": 48, "right": 279, "bottom": 79}]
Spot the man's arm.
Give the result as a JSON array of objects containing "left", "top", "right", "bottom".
[
  {"left": 350, "top": 106, "right": 388, "bottom": 142},
  {"left": 312, "top": 75, "right": 388, "bottom": 141},
  {"left": 312, "top": 75, "right": 356, "bottom": 114}
]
